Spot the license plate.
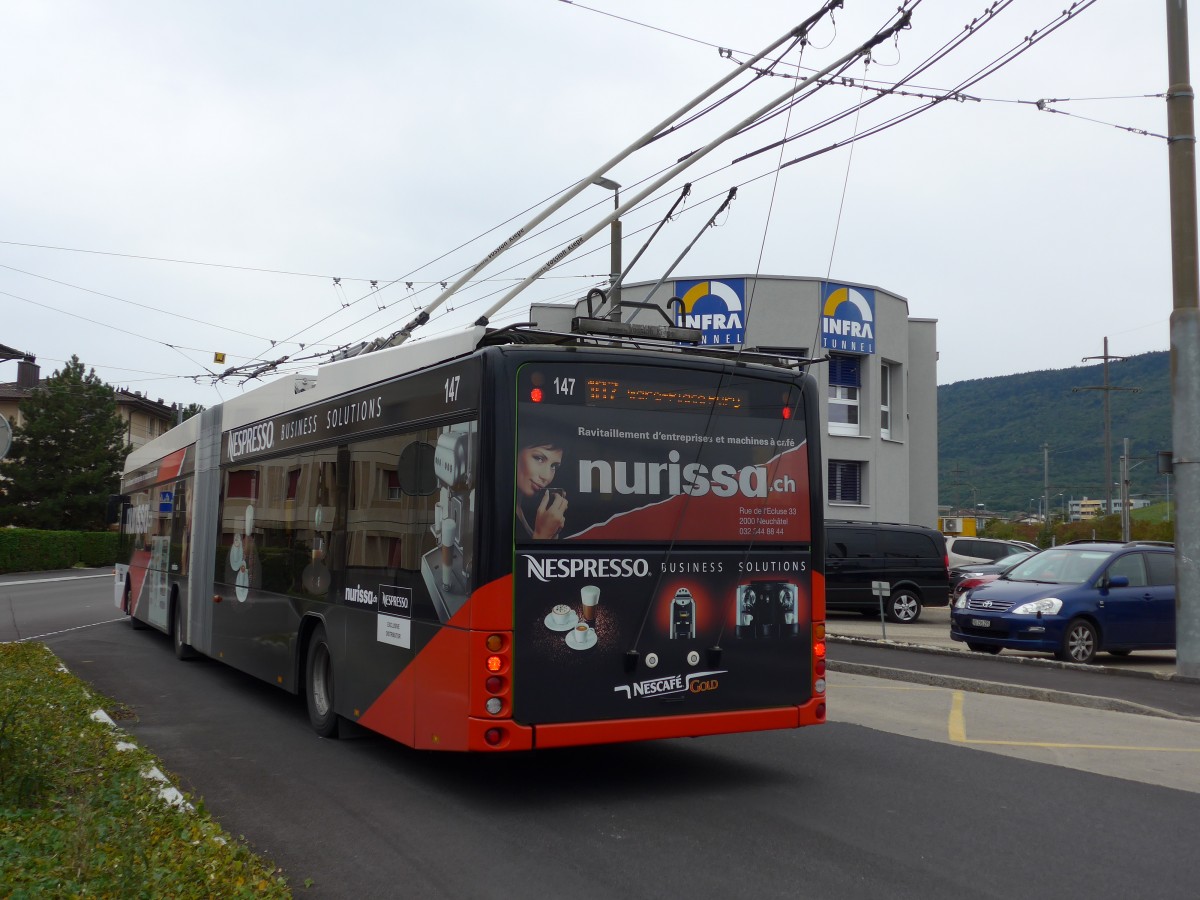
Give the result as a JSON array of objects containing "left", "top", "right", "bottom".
[{"left": 970, "top": 618, "right": 992, "bottom": 628}]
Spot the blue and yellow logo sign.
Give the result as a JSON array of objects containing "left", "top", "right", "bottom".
[
  {"left": 820, "top": 283, "right": 875, "bottom": 355},
  {"left": 673, "top": 279, "right": 745, "bottom": 346}
]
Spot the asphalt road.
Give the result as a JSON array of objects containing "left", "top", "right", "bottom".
[{"left": 6, "top": 571, "right": 1200, "bottom": 899}]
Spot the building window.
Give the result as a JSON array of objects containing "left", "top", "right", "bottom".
[
  {"left": 385, "top": 470, "right": 402, "bottom": 501},
  {"left": 827, "top": 355, "right": 860, "bottom": 436},
  {"left": 286, "top": 468, "right": 301, "bottom": 501},
  {"left": 828, "top": 460, "right": 863, "bottom": 504},
  {"left": 879, "top": 362, "right": 891, "bottom": 439}
]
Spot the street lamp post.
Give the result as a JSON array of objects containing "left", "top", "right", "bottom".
[{"left": 592, "top": 177, "right": 622, "bottom": 320}]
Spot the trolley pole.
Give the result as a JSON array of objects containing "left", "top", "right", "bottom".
[{"left": 1165, "top": 0, "right": 1200, "bottom": 678}]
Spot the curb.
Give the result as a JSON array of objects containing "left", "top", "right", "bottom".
[{"left": 89, "top": 707, "right": 195, "bottom": 811}]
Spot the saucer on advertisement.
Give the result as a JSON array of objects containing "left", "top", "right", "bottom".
[
  {"left": 235, "top": 568, "right": 249, "bottom": 602},
  {"left": 544, "top": 610, "right": 579, "bottom": 631},
  {"left": 565, "top": 628, "right": 597, "bottom": 650},
  {"left": 228, "top": 541, "right": 244, "bottom": 570}
]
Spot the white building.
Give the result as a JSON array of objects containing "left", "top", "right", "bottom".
[{"left": 531, "top": 274, "right": 939, "bottom": 528}]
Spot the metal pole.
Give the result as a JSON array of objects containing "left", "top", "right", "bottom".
[
  {"left": 1166, "top": 0, "right": 1200, "bottom": 678},
  {"left": 1043, "top": 442, "right": 1050, "bottom": 540},
  {"left": 1103, "top": 338, "right": 1112, "bottom": 515},
  {"left": 628, "top": 188, "right": 738, "bottom": 324},
  {"left": 1121, "top": 438, "right": 1132, "bottom": 543}
]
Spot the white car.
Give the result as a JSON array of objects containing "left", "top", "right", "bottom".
[{"left": 944, "top": 536, "right": 1038, "bottom": 569}]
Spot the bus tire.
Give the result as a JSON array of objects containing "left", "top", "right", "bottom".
[
  {"left": 305, "top": 625, "right": 339, "bottom": 738},
  {"left": 172, "top": 597, "right": 197, "bottom": 660},
  {"left": 125, "top": 581, "right": 147, "bottom": 630}
]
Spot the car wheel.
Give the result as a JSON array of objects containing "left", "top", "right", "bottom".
[
  {"left": 1056, "top": 618, "right": 1098, "bottom": 664},
  {"left": 886, "top": 589, "right": 922, "bottom": 623},
  {"left": 966, "top": 643, "right": 1002, "bottom": 655},
  {"left": 305, "top": 624, "right": 339, "bottom": 738}
]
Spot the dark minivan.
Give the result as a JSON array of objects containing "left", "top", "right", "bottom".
[{"left": 825, "top": 521, "right": 950, "bottom": 623}]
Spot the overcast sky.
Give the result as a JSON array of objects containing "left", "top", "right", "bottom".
[{"left": 0, "top": 0, "right": 1185, "bottom": 409}]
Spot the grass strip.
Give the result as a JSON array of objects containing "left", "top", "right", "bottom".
[{"left": 0, "top": 642, "right": 292, "bottom": 898}]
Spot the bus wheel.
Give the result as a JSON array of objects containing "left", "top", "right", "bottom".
[
  {"left": 172, "top": 599, "right": 197, "bottom": 660},
  {"left": 125, "top": 581, "right": 147, "bottom": 630},
  {"left": 305, "top": 625, "right": 339, "bottom": 738}
]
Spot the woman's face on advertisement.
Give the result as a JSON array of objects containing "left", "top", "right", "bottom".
[{"left": 517, "top": 444, "right": 563, "bottom": 497}]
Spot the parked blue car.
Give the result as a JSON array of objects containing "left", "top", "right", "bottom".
[{"left": 949, "top": 541, "right": 1175, "bottom": 664}]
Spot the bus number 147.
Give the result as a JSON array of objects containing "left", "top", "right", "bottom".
[
  {"left": 444, "top": 375, "right": 461, "bottom": 404},
  {"left": 554, "top": 376, "right": 575, "bottom": 396}
]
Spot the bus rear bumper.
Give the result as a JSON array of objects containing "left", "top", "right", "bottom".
[{"left": 468, "top": 700, "right": 825, "bottom": 751}]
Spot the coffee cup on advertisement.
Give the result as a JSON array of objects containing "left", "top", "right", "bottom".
[
  {"left": 573, "top": 623, "right": 591, "bottom": 645},
  {"left": 551, "top": 603, "right": 571, "bottom": 626},
  {"left": 581, "top": 585, "right": 600, "bottom": 622},
  {"left": 440, "top": 518, "right": 456, "bottom": 588}
]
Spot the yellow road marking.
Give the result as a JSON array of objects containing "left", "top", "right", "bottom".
[{"left": 948, "top": 690, "right": 1200, "bottom": 752}]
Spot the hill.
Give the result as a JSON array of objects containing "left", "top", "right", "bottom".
[{"left": 938, "top": 350, "right": 1171, "bottom": 515}]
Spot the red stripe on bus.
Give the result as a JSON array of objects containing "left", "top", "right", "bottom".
[
  {"left": 156, "top": 447, "right": 187, "bottom": 484},
  {"left": 127, "top": 549, "right": 152, "bottom": 615},
  {"left": 358, "top": 601, "right": 476, "bottom": 750}
]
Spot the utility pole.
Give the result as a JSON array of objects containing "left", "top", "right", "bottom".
[
  {"left": 1043, "top": 443, "right": 1050, "bottom": 540},
  {"left": 1165, "top": 0, "right": 1200, "bottom": 678},
  {"left": 1120, "top": 438, "right": 1132, "bottom": 542},
  {"left": 1073, "top": 337, "right": 1139, "bottom": 516}
]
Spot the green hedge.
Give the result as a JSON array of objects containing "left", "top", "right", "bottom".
[{"left": 0, "top": 528, "right": 117, "bottom": 574}]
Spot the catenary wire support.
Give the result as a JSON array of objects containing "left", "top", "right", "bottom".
[
  {"left": 472, "top": 11, "right": 911, "bottom": 329},
  {"left": 365, "top": 2, "right": 847, "bottom": 352}
]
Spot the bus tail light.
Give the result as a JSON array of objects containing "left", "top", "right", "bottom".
[
  {"left": 813, "top": 622, "right": 826, "bottom": 694},
  {"left": 479, "top": 633, "right": 511, "bottom": 718}
]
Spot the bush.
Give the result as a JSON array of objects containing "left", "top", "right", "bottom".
[{"left": 0, "top": 528, "right": 117, "bottom": 574}]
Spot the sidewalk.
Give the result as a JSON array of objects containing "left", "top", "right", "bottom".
[{"left": 826, "top": 606, "right": 1200, "bottom": 721}]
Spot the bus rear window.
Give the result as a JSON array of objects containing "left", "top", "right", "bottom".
[{"left": 515, "top": 363, "right": 810, "bottom": 544}]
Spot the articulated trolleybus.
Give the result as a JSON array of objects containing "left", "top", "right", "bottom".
[{"left": 116, "top": 326, "right": 827, "bottom": 751}]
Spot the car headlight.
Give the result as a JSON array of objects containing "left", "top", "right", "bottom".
[
  {"left": 1012, "top": 597, "right": 1063, "bottom": 615},
  {"left": 954, "top": 596, "right": 967, "bottom": 609}
]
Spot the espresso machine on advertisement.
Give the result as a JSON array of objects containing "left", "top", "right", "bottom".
[
  {"left": 736, "top": 580, "right": 800, "bottom": 639},
  {"left": 421, "top": 423, "right": 476, "bottom": 623}
]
